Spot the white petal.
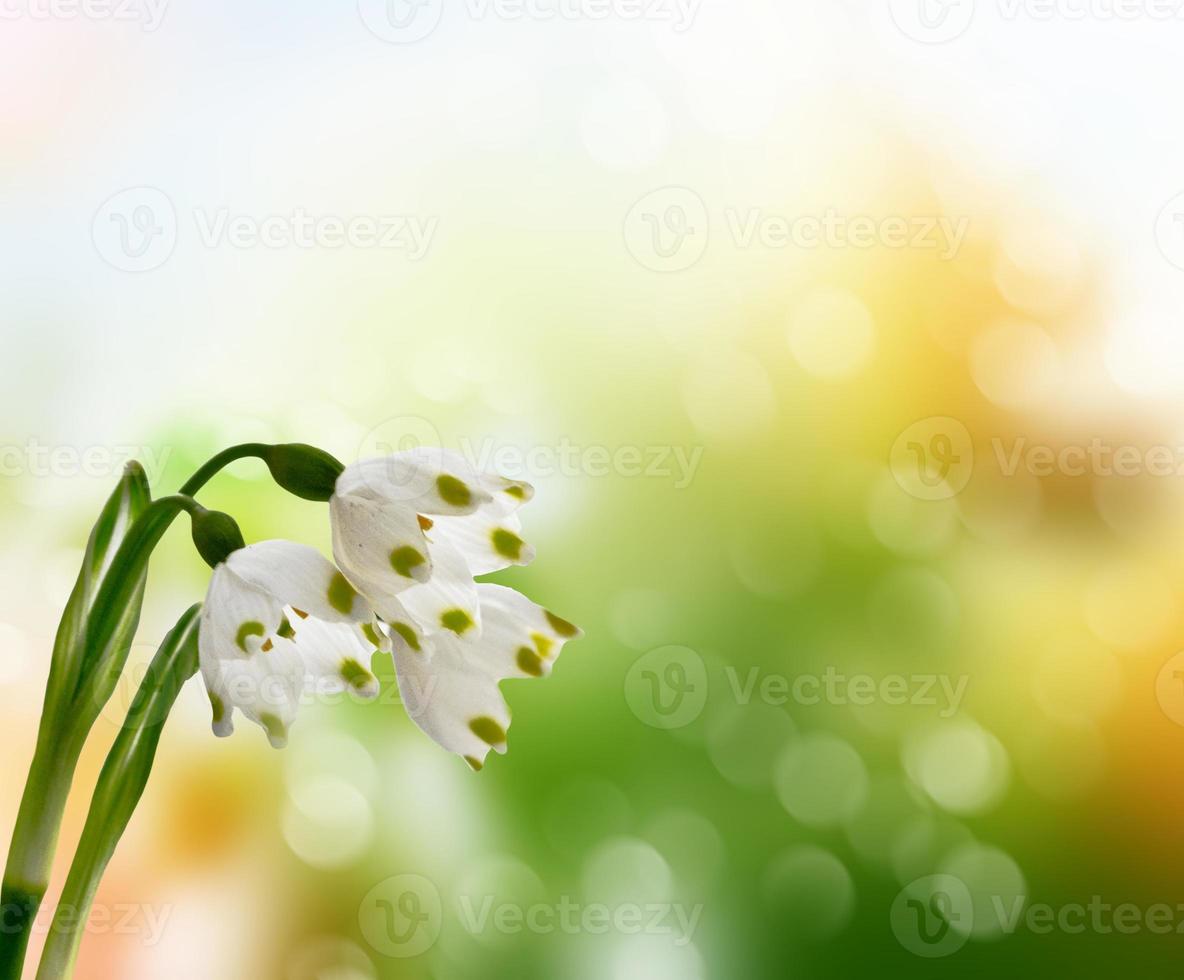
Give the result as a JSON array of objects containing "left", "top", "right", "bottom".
[
  {"left": 473, "top": 471, "right": 534, "bottom": 517},
  {"left": 227, "top": 539, "right": 372, "bottom": 623},
  {"left": 392, "top": 638, "right": 511, "bottom": 771},
  {"left": 289, "top": 616, "right": 381, "bottom": 700},
  {"left": 428, "top": 509, "right": 536, "bottom": 576},
  {"left": 198, "top": 564, "right": 284, "bottom": 662},
  {"left": 330, "top": 493, "right": 432, "bottom": 604},
  {"left": 198, "top": 566, "right": 299, "bottom": 748},
  {"left": 202, "top": 637, "right": 305, "bottom": 748},
  {"left": 470, "top": 583, "right": 582, "bottom": 678},
  {"left": 396, "top": 539, "right": 481, "bottom": 641},
  {"left": 390, "top": 585, "right": 580, "bottom": 769},
  {"left": 372, "top": 593, "right": 429, "bottom": 659},
  {"left": 336, "top": 448, "right": 493, "bottom": 516}
]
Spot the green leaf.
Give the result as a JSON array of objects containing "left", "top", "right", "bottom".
[
  {"left": 42, "top": 463, "right": 151, "bottom": 728},
  {"left": 34, "top": 605, "right": 201, "bottom": 980}
]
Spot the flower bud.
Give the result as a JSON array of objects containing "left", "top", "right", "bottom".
[
  {"left": 263, "top": 443, "right": 345, "bottom": 502},
  {"left": 190, "top": 508, "right": 246, "bottom": 568}
]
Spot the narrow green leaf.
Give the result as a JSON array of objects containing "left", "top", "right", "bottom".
[
  {"left": 35, "top": 605, "right": 201, "bottom": 980},
  {"left": 43, "top": 463, "right": 151, "bottom": 725}
]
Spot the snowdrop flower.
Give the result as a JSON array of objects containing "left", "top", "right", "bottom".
[
  {"left": 329, "top": 448, "right": 535, "bottom": 645},
  {"left": 390, "top": 583, "right": 582, "bottom": 770},
  {"left": 199, "top": 539, "right": 388, "bottom": 748}
]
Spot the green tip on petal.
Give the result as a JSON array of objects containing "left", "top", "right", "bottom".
[
  {"left": 469, "top": 716, "right": 507, "bottom": 746},
  {"left": 277, "top": 617, "right": 296, "bottom": 639},
  {"left": 441, "top": 608, "right": 475, "bottom": 635},
  {"left": 340, "top": 658, "right": 376, "bottom": 694},
  {"left": 259, "top": 712, "right": 288, "bottom": 748},
  {"left": 491, "top": 528, "right": 526, "bottom": 561},
  {"left": 209, "top": 691, "right": 226, "bottom": 724},
  {"left": 361, "top": 622, "right": 383, "bottom": 649},
  {"left": 390, "top": 621, "right": 421, "bottom": 652},
  {"left": 516, "top": 646, "right": 544, "bottom": 677},
  {"left": 504, "top": 484, "right": 526, "bottom": 500},
  {"left": 236, "top": 621, "right": 266, "bottom": 653},
  {"left": 464, "top": 755, "right": 485, "bottom": 771},
  {"left": 436, "top": 474, "right": 472, "bottom": 507},
  {"left": 390, "top": 545, "right": 426, "bottom": 579},
  {"left": 545, "top": 611, "right": 580, "bottom": 638}
]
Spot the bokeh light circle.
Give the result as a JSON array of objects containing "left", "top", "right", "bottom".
[{"left": 775, "top": 733, "right": 870, "bottom": 827}]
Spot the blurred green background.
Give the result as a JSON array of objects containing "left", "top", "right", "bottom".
[{"left": 5, "top": 2, "right": 1184, "bottom": 978}]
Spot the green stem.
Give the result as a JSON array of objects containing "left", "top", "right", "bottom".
[
  {"left": 36, "top": 606, "right": 201, "bottom": 980},
  {"left": 178, "top": 443, "right": 268, "bottom": 497},
  {"left": 0, "top": 741, "right": 76, "bottom": 978}
]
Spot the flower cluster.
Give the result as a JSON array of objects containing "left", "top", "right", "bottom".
[{"left": 198, "top": 448, "right": 580, "bottom": 769}]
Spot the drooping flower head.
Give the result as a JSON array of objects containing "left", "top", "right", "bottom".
[
  {"left": 329, "top": 447, "right": 535, "bottom": 644},
  {"left": 199, "top": 540, "right": 387, "bottom": 748},
  {"left": 197, "top": 446, "right": 581, "bottom": 766}
]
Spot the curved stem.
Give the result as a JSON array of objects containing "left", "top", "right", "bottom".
[{"left": 178, "top": 443, "right": 269, "bottom": 497}]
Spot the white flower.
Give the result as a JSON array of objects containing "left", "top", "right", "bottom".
[
  {"left": 329, "top": 448, "right": 535, "bottom": 645},
  {"left": 199, "top": 540, "right": 388, "bottom": 748},
  {"left": 390, "top": 583, "right": 583, "bottom": 770}
]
